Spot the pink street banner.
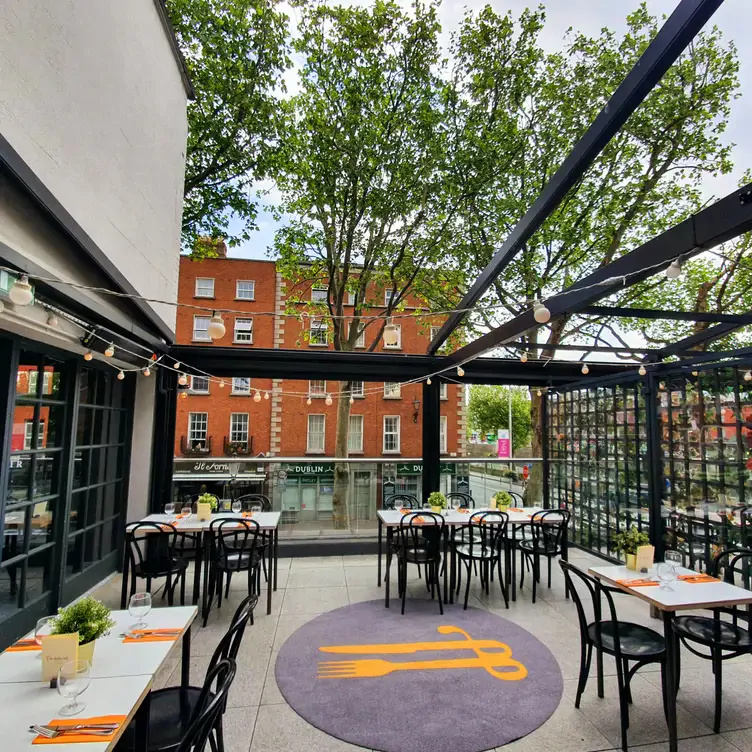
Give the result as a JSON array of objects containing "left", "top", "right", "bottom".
[{"left": 497, "top": 429, "right": 510, "bottom": 459}]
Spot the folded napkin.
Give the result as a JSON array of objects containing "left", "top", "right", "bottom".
[
  {"left": 410, "top": 516, "right": 426, "bottom": 524},
  {"left": 457, "top": 508, "right": 470, "bottom": 513},
  {"left": 32, "top": 715, "right": 126, "bottom": 745},
  {"left": 677, "top": 574, "right": 720, "bottom": 583},
  {"left": 241, "top": 512, "right": 254, "bottom": 518},
  {"left": 617, "top": 578, "right": 660, "bottom": 587},
  {"left": 508, "top": 508, "right": 524, "bottom": 513},
  {"left": 399, "top": 509, "right": 411, "bottom": 514},
  {"left": 5, "top": 638, "right": 40, "bottom": 652},
  {"left": 122, "top": 628, "right": 182, "bottom": 644}
]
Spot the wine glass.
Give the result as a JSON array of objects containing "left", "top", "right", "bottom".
[
  {"left": 232, "top": 500, "right": 242, "bottom": 515},
  {"left": 34, "top": 616, "right": 54, "bottom": 659},
  {"left": 129, "top": 592, "right": 152, "bottom": 630},
  {"left": 665, "top": 550, "right": 682, "bottom": 572},
  {"left": 451, "top": 496, "right": 462, "bottom": 512},
  {"left": 57, "top": 659, "right": 91, "bottom": 716},
  {"left": 422, "top": 501, "right": 431, "bottom": 510},
  {"left": 656, "top": 562, "right": 677, "bottom": 591},
  {"left": 164, "top": 502, "right": 175, "bottom": 516},
  {"left": 180, "top": 504, "right": 192, "bottom": 517}
]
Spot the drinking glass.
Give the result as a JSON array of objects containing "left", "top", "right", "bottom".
[
  {"left": 665, "top": 550, "right": 682, "bottom": 572},
  {"left": 232, "top": 500, "right": 242, "bottom": 514},
  {"left": 164, "top": 502, "right": 175, "bottom": 516},
  {"left": 656, "top": 562, "right": 677, "bottom": 591},
  {"left": 34, "top": 616, "right": 55, "bottom": 658},
  {"left": 422, "top": 501, "right": 431, "bottom": 510},
  {"left": 57, "top": 659, "right": 91, "bottom": 717},
  {"left": 451, "top": 497, "right": 461, "bottom": 511},
  {"left": 180, "top": 504, "right": 192, "bottom": 517},
  {"left": 129, "top": 592, "right": 152, "bottom": 630}
]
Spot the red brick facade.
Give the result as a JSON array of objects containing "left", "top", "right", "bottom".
[{"left": 174, "top": 253, "right": 466, "bottom": 460}]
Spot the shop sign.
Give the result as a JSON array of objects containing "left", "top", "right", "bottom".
[
  {"left": 394, "top": 462, "right": 457, "bottom": 476},
  {"left": 173, "top": 460, "right": 262, "bottom": 475},
  {"left": 284, "top": 463, "right": 333, "bottom": 477}
]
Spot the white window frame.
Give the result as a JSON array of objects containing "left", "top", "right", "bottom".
[
  {"left": 231, "top": 377, "right": 251, "bottom": 395},
  {"left": 193, "top": 315, "right": 211, "bottom": 342},
  {"left": 430, "top": 326, "right": 441, "bottom": 341},
  {"left": 310, "top": 318, "right": 328, "bottom": 346},
  {"left": 190, "top": 375, "right": 210, "bottom": 394},
  {"left": 384, "top": 289, "right": 395, "bottom": 307},
  {"left": 384, "top": 382, "right": 401, "bottom": 399},
  {"left": 346, "top": 291, "right": 356, "bottom": 305},
  {"left": 383, "top": 323, "right": 402, "bottom": 349},
  {"left": 229, "top": 413, "right": 249, "bottom": 445},
  {"left": 24, "top": 419, "right": 44, "bottom": 450},
  {"left": 351, "top": 323, "right": 366, "bottom": 348},
  {"left": 309, "top": 380, "right": 326, "bottom": 397},
  {"left": 188, "top": 413, "right": 208, "bottom": 444},
  {"left": 235, "top": 280, "right": 255, "bottom": 300},
  {"left": 440, "top": 382, "right": 448, "bottom": 400},
  {"left": 27, "top": 371, "right": 52, "bottom": 395},
  {"left": 350, "top": 381, "right": 364, "bottom": 398},
  {"left": 234, "top": 317, "right": 254, "bottom": 344},
  {"left": 440, "top": 415, "right": 447, "bottom": 454},
  {"left": 383, "top": 415, "right": 400, "bottom": 454},
  {"left": 195, "top": 278, "right": 215, "bottom": 298},
  {"left": 307, "top": 414, "right": 326, "bottom": 453},
  {"left": 311, "top": 285, "right": 328, "bottom": 303},
  {"left": 348, "top": 415, "right": 364, "bottom": 453}
]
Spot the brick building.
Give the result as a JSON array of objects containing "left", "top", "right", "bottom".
[{"left": 172, "top": 246, "right": 467, "bottom": 519}]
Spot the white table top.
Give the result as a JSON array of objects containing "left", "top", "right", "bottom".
[
  {"left": 589, "top": 564, "right": 752, "bottom": 612},
  {"left": 0, "top": 606, "right": 196, "bottom": 684},
  {"left": 137, "top": 511, "right": 281, "bottom": 531},
  {"left": 0, "top": 674, "right": 151, "bottom": 751},
  {"left": 377, "top": 507, "right": 559, "bottom": 527}
]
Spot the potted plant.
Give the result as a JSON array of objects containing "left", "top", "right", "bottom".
[
  {"left": 50, "top": 597, "right": 115, "bottom": 663},
  {"left": 491, "top": 491, "right": 513, "bottom": 511},
  {"left": 197, "top": 493, "right": 219, "bottom": 512},
  {"left": 427, "top": 491, "right": 447, "bottom": 514},
  {"left": 612, "top": 527, "right": 651, "bottom": 570}
]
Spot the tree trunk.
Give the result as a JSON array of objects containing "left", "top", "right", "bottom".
[
  {"left": 527, "top": 388, "right": 543, "bottom": 505},
  {"left": 332, "top": 383, "right": 351, "bottom": 530}
]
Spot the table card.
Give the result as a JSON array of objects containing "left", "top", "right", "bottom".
[
  {"left": 196, "top": 502, "right": 212, "bottom": 521},
  {"left": 636, "top": 545, "right": 655, "bottom": 571},
  {"left": 41, "top": 633, "right": 79, "bottom": 681}
]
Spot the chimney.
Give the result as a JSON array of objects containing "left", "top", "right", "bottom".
[{"left": 196, "top": 236, "right": 227, "bottom": 258}]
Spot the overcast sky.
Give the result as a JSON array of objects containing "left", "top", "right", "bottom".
[{"left": 227, "top": 0, "right": 751, "bottom": 260}]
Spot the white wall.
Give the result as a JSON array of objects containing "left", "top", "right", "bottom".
[
  {"left": 127, "top": 375, "right": 157, "bottom": 521},
  {"left": 0, "top": 0, "right": 188, "bottom": 331}
]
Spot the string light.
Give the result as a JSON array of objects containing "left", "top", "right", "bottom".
[
  {"left": 349, "top": 397, "right": 354, "bottom": 405},
  {"left": 9, "top": 274, "right": 33, "bottom": 306},
  {"left": 427, "top": 377, "right": 432, "bottom": 385},
  {"left": 143, "top": 367, "right": 151, "bottom": 376},
  {"left": 532, "top": 300, "right": 551, "bottom": 324},
  {"left": 104, "top": 343, "right": 115, "bottom": 357},
  {"left": 117, "top": 370, "right": 125, "bottom": 380},
  {"left": 83, "top": 350, "right": 93, "bottom": 361},
  {"left": 537, "top": 389, "right": 542, "bottom": 396},
  {"left": 665, "top": 258, "right": 682, "bottom": 279},
  {"left": 173, "top": 361, "right": 181, "bottom": 369},
  {"left": 207, "top": 312, "right": 226, "bottom": 340},
  {"left": 457, "top": 366, "right": 464, "bottom": 377},
  {"left": 253, "top": 390, "right": 262, "bottom": 402},
  {"left": 520, "top": 352, "right": 528, "bottom": 363},
  {"left": 382, "top": 318, "right": 399, "bottom": 347},
  {"left": 219, "top": 379, "right": 225, "bottom": 388},
  {"left": 264, "top": 391, "right": 270, "bottom": 400},
  {"left": 325, "top": 394, "right": 333, "bottom": 406},
  {"left": 306, "top": 397, "right": 312, "bottom": 406},
  {"left": 745, "top": 371, "right": 752, "bottom": 382},
  {"left": 638, "top": 365, "right": 647, "bottom": 376},
  {"left": 581, "top": 363, "right": 589, "bottom": 375},
  {"left": 180, "top": 391, "right": 187, "bottom": 399},
  {"left": 692, "top": 370, "right": 699, "bottom": 377},
  {"left": 46, "top": 311, "right": 59, "bottom": 327},
  {"left": 178, "top": 373, "right": 189, "bottom": 386}
]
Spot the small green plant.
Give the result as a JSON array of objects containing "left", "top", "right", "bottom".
[
  {"left": 612, "top": 527, "right": 651, "bottom": 555},
  {"left": 51, "top": 597, "right": 115, "bottom": 645},
  {"left": 197, "top": 493, "right": 219, "bottom": 512},
  {"left": 427, "top": 491, "right": 447, "bottom": 509},
  {"left": 493, "top": 491, "right": 514, "bottom": 507}
]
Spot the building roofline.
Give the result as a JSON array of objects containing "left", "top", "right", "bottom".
[{"left": 152, "top": 0, "right": 195, "bottom": 100}]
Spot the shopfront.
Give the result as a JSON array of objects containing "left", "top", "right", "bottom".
[
  {"left": 171, "top": 459, "right": 268, "bottom": 506},
  {"left": 382, "top": 462, "right": 470, "bottom": 505}
]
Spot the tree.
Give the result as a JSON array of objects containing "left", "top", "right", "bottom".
[
  {"left": 273, "top": 0, "right": 467, "bottom": 529},
  {"left": 467, "top": 386, "right": 531, "bottom": 452},
  {"left": 449, "top": 4, "right": 740, "bottom": 503},
  {"left": 166, "top": 0, "right": 290, "bottom": 249}
]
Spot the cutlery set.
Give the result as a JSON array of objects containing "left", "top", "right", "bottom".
[{"left": 29, "top": 722, "right": 119, "bottom": 738}]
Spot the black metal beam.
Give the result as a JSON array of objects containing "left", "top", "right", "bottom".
[
  {"left": 168, "top": 344, "right": 630, "bottom": 385},
  {"left": 446, "top": 182, "right": 752, "bottom": 366},
  {"left": 646, "top": 321, "right": 746, "bottom": 361},
  {"left": 581, "top": 305, "right": 752, "bottom": 325},
  {"left": 510, "top": 341, "right": 654, "bottom": 355},
  {"left": 421, "top": 380, "right": 441, "bottom": 502},
  {"left": 428, "top": 0, "right": 725, "bottom": 355}
]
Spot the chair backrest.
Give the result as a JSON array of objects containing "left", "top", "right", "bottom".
[
  {"left": 208, "top": 594, "right": 258, "bottom": 674},
  {"left": 177, "top": 659, "right": 237, "bottom": 752},
  {"left": 125, "top": 522, "right": 178, "bottom": 572},
  {"left": 209, "top": 518, "right": 262, "bottom": 570},
  {"left": 385, "top": 494, "right": 419, "bottom": 510},
  {"left": 507, "top": 491, "right": 524, "bottom": 507},
  {"left": 711, "top": 547, "right": 752, "bottom": 625},
  {"left": 530, "top": 509, "right": 570, "bottom": 553},
  {"left": 740, "top": 509, "right": 752, "bottom": 548},
  {"left": 559, "top": 560, "right": 624, "bottom": 660},
  {"left": 446, "top": 492, "right": 474, "bottom": 508},
  {"left": 397, "top": 512, "right": 444, "bottom": 559},
  {"left": 466, "top": 511, "right": 508, "bottom": 554},
  {"left": 235, "top": 494, "right": 271, "bottom": 512}
]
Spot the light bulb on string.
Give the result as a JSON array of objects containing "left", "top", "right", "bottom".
[
  {"left": 219, "top": 379, "right": 225, "bottom": 388},
  {"left": 520, "top": 352, "right": 528, "bottom": 363},
  {"left": 84, "top": 350, "right": 93, "bottom": 362},
  {"left": 532, "top": 299, "right": 551, "bottom": 324},
  {"left": 178, "top": 373, "right": 188, "bottom": 386},
  {"left": 325, "top": 394, "right": 333, "bottom": 406},
  {"left": 638, "top": 365, "right": 647, "bottom": 376},
  {"left": 46, "top": 311, "right": 59, "bottom": 327},
  {"left": 207, "top": 312, "right": 226, "bottom": 340},
  {"left": 104, "top": 343, "right": 115, "bottom": 357},
  {"left": 457, "top": 366, "right": 465, "bottom": 377},
  {"left": 117, "top": 370, "right": 125, "bottom": 381},
  {"left": 665, "top": 258, "right": 682, "bottom": 279},
  {"left": 537, "top": 389, "right": 542, "bottom": 397},
  {"left": 264, "top": 391, "right": 270, "bottom": 400},
  {"left": 180, "top": 391, "right": 187, "bottom": 399},
  {"left": 427, "top": 377, "right": 432, "bottom": 385},
  {"left": 9, "top": 274, "right": 33, "bottom": 306},
  {"left": 173, "top": 361, "right": 181, "bottom": 369},
  {"left": 692, "top": 370, "right": 699, "bottom": 377},
  {"left": 349, "top": 397, "right": 354, "bottom": 405},
  {"left": 581, "top": 363, "right": 589, "bottom": 375},
  {"left": 745, "top": 370, "right": 752, "bottom": 382},
  {"left": 142, "top": 367, "right": 151, "bottom": 377},
  {"left": 382, "top": 318, "right": 399, "bottom": 347},
  {"left": 306, "top": 397, "right": 312, "bottom": 406},
  {"left": 253, "top": 390, "right": 262, "bottom": 403}
]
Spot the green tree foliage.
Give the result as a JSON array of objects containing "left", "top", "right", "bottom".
[
  {"left": 467, "top": 386, "right": 531, "bottom": 452},
  {"left": 166, "top": 0, "right": 290, "bottom": 249}
]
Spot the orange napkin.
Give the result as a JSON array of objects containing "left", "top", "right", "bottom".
[
  {"left": 32, "top": 715, "right": 126, "bottom": 745},
  {"left": 617, "top": 578, "right": 660, "bottom": 587},
  {"left": 5, "top": 638, "right": 40, "bottom": 652},
  {"left": 457, "top": 508, "right": 470, "bottom": 513},
  {"left": 509, "top": 508, "right": 524, "bottom": 513},
  {"left": 122, "top": 628, "right": 182, "bottom": 644},
  {"left": 678, "top": 574, "right": 720, "bottom": 583},
  {"left": 399, "top": 508, "right": 411, "bottom": 514},
  {"left": 242, "top": 512, "right": 254, "bottom": 518},
  {"left": 411, "top": 516, "right": 426, "bottom": 524}
]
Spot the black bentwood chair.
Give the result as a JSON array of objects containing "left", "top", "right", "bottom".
[
  {"left": 455, "top": 511, "right": 509, "bottom": 610},
  {"left": 672, "top": 547, "right": 752, "bottom": 733},
  {"left": 446, "top": 492, "right": 474, "bottom": 509},
  {"left": 384, "top": 495, "right": 422, "bottom": 582},
  {"left": 204, "top": 519, "right": 262, "bottom": 627},
  {"left": 234, "top": 494, "right": 272, "bottom": 581},
  {"left": 123, "top": 522, "right": 190, "bottom": 607},
  {"left": 560, "top": 561, "right": 667, "bottom": 752},
  {"left": 518, "top": 509, "right": 570, "bottom": 603}
]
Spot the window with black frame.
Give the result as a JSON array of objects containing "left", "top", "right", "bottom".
[
  {"left": 65, "top": 367, "right": 129, "bottom": 585},
  {"left": 1, "top": 353, "right": 66, "bottom": 619}
]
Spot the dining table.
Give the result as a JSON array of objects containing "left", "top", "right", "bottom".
[
  {"left": 376, "top": 506, "right": 568, "bottom": 604},
  {"left": 124, "top": 511, "right": 281, "bottom": 617},
  {"left": 0, "top": 605, "right": 197, "bottom": 750},
  {"left": 588, "top": 563, "right": 752, "bottom": 752}
]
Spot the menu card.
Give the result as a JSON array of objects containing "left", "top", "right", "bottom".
[
  {"left": 636, "top": 545, "right": 655, "bottom": 572},
  {"left": 41, "top": 633, "right": 79, "bottom": 681}
]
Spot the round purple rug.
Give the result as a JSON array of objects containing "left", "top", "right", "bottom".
[{"left": 275, "top": 600, "right": 563, "bottom": 752}]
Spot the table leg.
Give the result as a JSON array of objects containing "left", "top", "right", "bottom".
[
  {"left": 377, "top": 518, "right": 383, "bottom": 587},
  {"left": 662, "top": 610, "right": 678, "bottom": 752},
  {"left": 511, "top": 524, "right": 518, "bottom": 602},
  {"left": 134, "top": 690, "right": 151, "bottom": 750},
  {"left": 201, "top": 531, "right": 211, "bottom": 624},
  {"left": 192, "top": 532, "right": 203, "bottom": 606},
  {"left": 181, "top": 624, "right": 191, "bottom": 687},
  {"left": 273, "top": 528, "right": 279, "bottom": 592},
  {"left": 120, "top": 545, "right": 130, "bottom": 610},
  {"left": 449, "top": 527, "right": 456, "bottom": 604},
  {"left": 266, "top": 545, "right": 273, "bottom": 615},
  {"left": 443, "top": 526, "right": 449, "bottom": 604}
]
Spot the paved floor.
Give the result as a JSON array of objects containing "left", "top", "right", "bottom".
[{"left": 92, "top": 549, "right": 752, "bottom": 752}]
